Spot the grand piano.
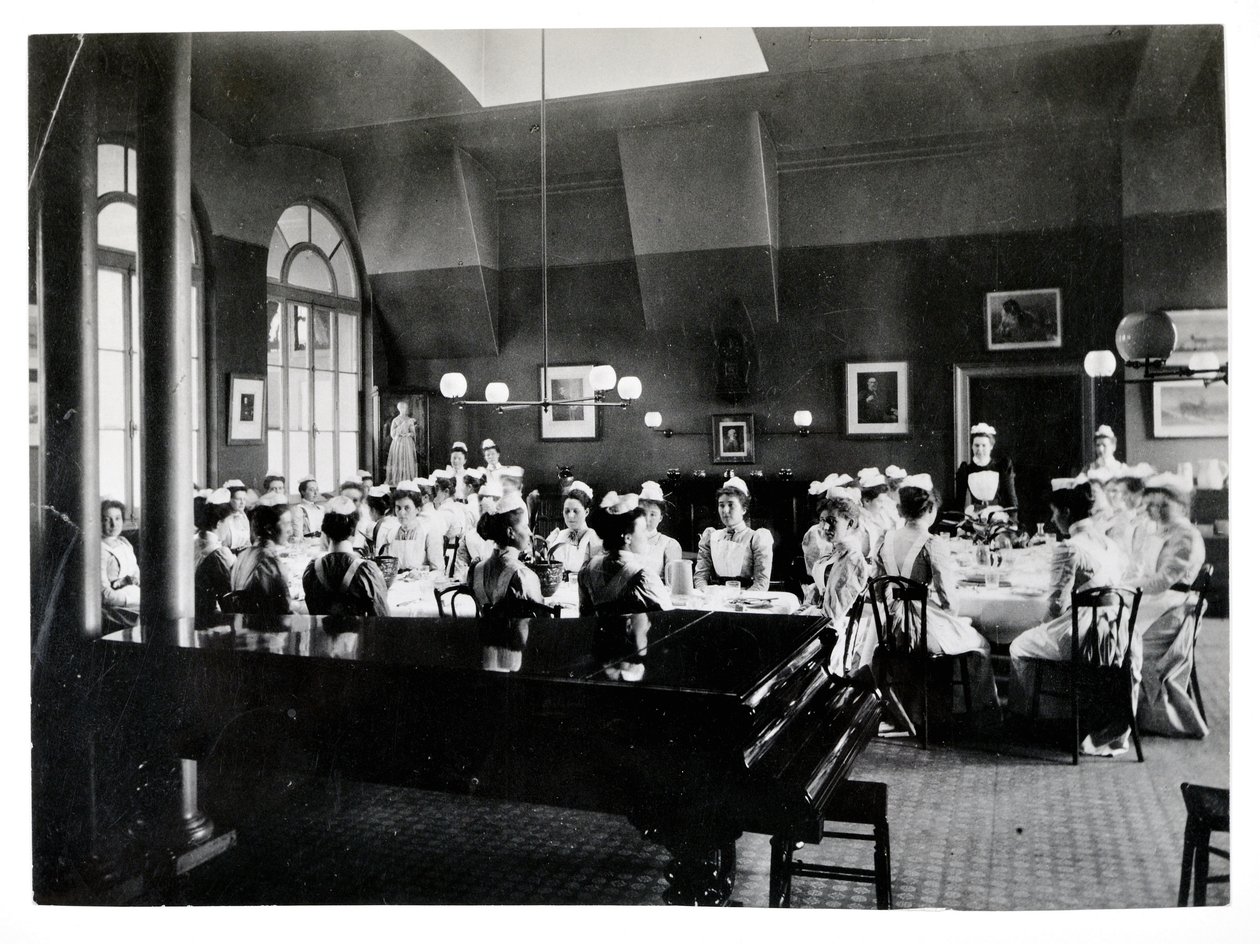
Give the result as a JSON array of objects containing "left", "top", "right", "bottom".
[{"left": 93, "top": 608, "right": 882, "bottom": 905}]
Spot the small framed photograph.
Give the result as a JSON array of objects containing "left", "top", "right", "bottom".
[
  {"left": 227, "top": 373, "right": 266, "bottom": 444},
  {"left": 846, "top": 361, "right": 909, "bottom": 437},
  {"left": 711, "top": 413, "right": 755, "bottom": 464},
  {"left": 1152, "top": 380, "right": 1228, "bottom": 438},
  {"left": 985, "top": 288, "right": 1063, "bottom": 350},
  {"left": 540, "top": 363, "right": 600, "bottom": 441}
]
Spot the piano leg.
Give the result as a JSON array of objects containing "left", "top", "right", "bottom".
[
  {"left": 661, "top": 839, "right": 738, "bottom": 906},
  {"left": 768, "top": 836, "right": 794, "bottom": 907}
]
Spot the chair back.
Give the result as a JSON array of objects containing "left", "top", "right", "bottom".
[
  {"left": 219, "top": 589, "right": 266, "bottom": 615},
  {"left": 443, "top": 538, "right": 460, "bottom": 578},
  {"left": 1173, "top": 563, "right": 1213, "bottom": 639},
  {"left": 867, "top": 574, "right": 929, "bottom": 657},
  {"left": 838, "top": 592, "right": 866, "bottom": 675},
  {"left": 435, "top": 585, "right": 481, "bottom": 618},
  {"left": 1069, "top": 586, "right": 1143, "bottom": 668}
]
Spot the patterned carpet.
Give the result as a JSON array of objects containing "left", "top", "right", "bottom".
[{"left": 159, "top": 619, "right": 1230, "bottom": 909}]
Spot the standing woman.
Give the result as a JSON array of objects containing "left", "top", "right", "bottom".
[
  {"left": 954, "top": 422, "right": 1017, "bottom": 514},
  {"left": 637, "top": 481, "right": 682, "bottom": 581},
  {"left": 694, "top": 476, "right": 774, "bottom": 592},
  {"left": 100, "top": 499, "right": 141, "bottom": 628},
  {"left": 579, "top": 492, "right": 674, "bottom": 615},
  {"left": 391, "top": 480, "right": 444, "bottom": 573},
  {"left": 194, "top": 488, "right": 236, "bottom": 617},
  {"left": 216, "top": 479, "right": 252, "bottom": 553},
  {"left": 545, "top": 481, "right": 596, "bottom": 575},
  {"left": 385, "top": 399, "right": 418, "bottom": 485},
  {"left": 1085, "top": 425, "right": 1125, "bottom": 477},
  {"left": 228, "top": 494, "right": 295, "bottom": 614},
  {"left": 446, "top": 442, "right": 471, "bottom": 499},
  {"left": 468, "top": 493, "right": 544, "bottom": 615}
]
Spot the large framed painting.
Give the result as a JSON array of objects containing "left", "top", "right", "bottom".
[
  {"left": 711, "top": 413, "right": 755, "bottom": 464},
  {"left": 539, "top": 363, "right": 600, "bottom": 441},
  {"left": 845, "top": 361, "right": 910, "bottom": 437},
  {"left": 985, "top": 288, "right": 1063, "bottom": 351},
  {"left": 227, "top": 373, "right": 266, "bottom": 444},
  {"left": 1152, "top": 380, "right": 1228, "bottom": 438}
]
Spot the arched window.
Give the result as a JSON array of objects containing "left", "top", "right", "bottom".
[
  {"left": 266, "top": 203, "right": 361, "bottom": 491},
  {"left": 95, "top": 141, "right": 205, "bottom": 515}
]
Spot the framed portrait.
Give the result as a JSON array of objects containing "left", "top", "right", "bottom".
[
  {"left": 539, "top": 363, "right": 600, "bottom": 440},
  {"left": 846, "top": 361, "right": 910, "bottom": 436},
  {"left": 985, "top": 288, "right": 1063, "bottom": 351},
  {"left": 227, "top": 373, "right": 266, "bottom": 444},
  {"left": 711, "top": 413, "right": 755, "bottom": 464},
  {"left": 1165, "top": 308, "right": 1227, "bottom": 366},
  {"left": 1152, "top": 380, "right": 1228, "bottom": 438}
]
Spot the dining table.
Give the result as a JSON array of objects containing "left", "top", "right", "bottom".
[{"left": 947, "top": 539, "right": 1056, "bottom": 644}]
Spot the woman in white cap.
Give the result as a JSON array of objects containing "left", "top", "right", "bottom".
[
  {"left": 453, "top": 478, "right": 500, "bottom": 581},
  {"left": 194, "top": 488, "right": 236, "bottom": 616},
  {"left": 801, "top": 474, "right": 845, "bottom": 574},
  {"left": 431, "top": 471, "right": 466, "bottom": 540},
  {"left": 364, "top": 485, "right": 400, "bottom": 558},
  {"left": 1103, "top": 464, "right": 1158, "bottom": 577},
  {"left": 695, "top": 476, "right": 774, "bottom": 592},
  {"left": 385, "top": 399, "right": 418, "bottom": 485},
  {"left": 447, "top": 442, "right": 470, "bottom": 499},
  {"left": 954, "top": 422, "right": 1017, "bottom": 515},
  {"left": 544, "top": 481, "right": 596, "bottom": 575},
  {"left": 468, "top": 492, "right": 544, "bottom": 615},
  {"left": 480, "top": 438, "right": 503, "bottom": 485},
  {"left": 390, "top": 480, "right": 445, "bottom": 573},
  {"left": 808, "top": 491, "right": 871, "bottom": 672},
  {"left": 100, "top": 498, "right": 141, "bottom": 628},
  {"left": 856, "top": 468, "right": 900, "bottom": 559},
  {"left": 579, "top": 493, "right": 674, "bottom": 615},
  {"left": 1133, "top": 473, "right": 1208, "bottom": 738},
  {"left": 637, "top": 482, "right": 682, "bottom": 580},
  {"left": 1085, "top": 425, "right": 1124, "bottom": 476},
  {"left": 228, "top": 495, "right": 295, "bottom": 614},
  {"left": 217, "top": 479, "right": 252, "bottom": 553},
  {"left": 301, "top": 496, "right": 390, "bottom": 617}
]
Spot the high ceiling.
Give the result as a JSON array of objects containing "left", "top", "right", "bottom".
[{"left": 188, "top": 25, "right": 1222, "bottom": 188}]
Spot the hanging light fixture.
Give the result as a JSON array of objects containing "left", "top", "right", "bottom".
[
  {"left": 1083, "top": 310, "right": 1227, "bottom": 385},
  {"left": 440, "top": 30, "right": 642, "bottom": 413}
]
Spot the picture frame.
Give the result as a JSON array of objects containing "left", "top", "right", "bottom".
[
  {"left": 227, "top": 373, "right": 266, "bottom": 444},
  {"left": 1165, "top": 308, "right": 1227, "bottom": 366},
  {"left": 711, "top": 413, "right": 755, "bottom": 464},
  {"left": 1152, "top": 380, "right": 1228, "bottom": 439},
  {"left": 539, "top": 363, "right": 600, "bottom": 441},
  {"left": 846, "top": 361, "right": 910, "bottom": 437},
  {"left": 985, "top": 288, "right": 1063, "bottom": 351}
]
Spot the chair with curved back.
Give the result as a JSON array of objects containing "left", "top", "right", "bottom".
[
  {"left": 443, "top": 537, "right": 460, "bottom": 578},
  {"left": 1172, "top": 563, "right": 1214, "bottom": 723},
  {"left": 866, "top": 574, "right": 974, "bottom": 750},
  {"left": 434, "top": 585, "right": 481, "bottom": 618}
]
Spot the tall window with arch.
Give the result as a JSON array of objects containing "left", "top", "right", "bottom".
[
  {"left": 266, "top": 202, "right": 361, "bottom": 490},
  {"left": 95, "top": 141, "right": 205, "bottom": 516}
]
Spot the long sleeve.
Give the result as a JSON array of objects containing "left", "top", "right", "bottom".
[
  {"left": 1044, "top": 542, "right": 1084, "bottom": 619},
  {"left": 627, "top": 569, "right": 675, "bottom": 612},
  {"left": 359, "top": 564, "right": 391, "bottom": 616},
  {"left": 999, "top": 459, "right": 1018, "bottom": 510},
  {"left": 424, "top": 522, "right": 446, "bottom": 572},
  {"left": 1137, "top": 523, "right": 1205, "bottom": 596},
  {"left": 694, "top": 528, "right": 715, "bottom": 588},
  {"left": 101, "top": 542, "right": 141, "bottom": 608},
  {"left": 749, "top": 528, "right": 774, "bottom": 592},
  {"left": 661, "top": 535, "right": 682, "bottom": 571}
]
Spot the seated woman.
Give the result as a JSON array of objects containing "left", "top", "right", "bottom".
[
  {"left": 431, "top": 471, "right": 466, "bottom": 540},
  {"left": 194, "top": 488, "right": 236, "bottom": 617},
  {"left": 856, "top": 468, "right": 900, "bottom": 559},
  {"left": 579, "top": 492, "right": 674, "bottom": 616},
  {"left": 954, "top": 422, "right": 1017, "bottom": 518},
  {"left": 391, "top": 480, "right": 445, "bottom": 573},
  {"left": 364, "top": 485, "right": 400, "bottom": 558},
  {"left": 637, "top": 481, "right": 682, "bottom": 581},
  {"left": 1103, "top": 463, "right": 1158, "bottom": 578},
  {"left": 302, "top": 496, "right": 390, "bottom": 617},
  {"left": 802, "top": 474, "right": 846, "bottom": 575},
  {"left": 216, "top": 479, "right": 252, "bottom": 553},
  {"left": 1133, "top": 473, "right": 1208, "bottom": 738},
  {"left": 454, "top": 479, "right": 499, "bottom": 581},
  {"left": 1008, "top": 481, "right": 1126, "bottom": 741},
  {"left": 101, "top": 499, "right": 141, "bottom": 628},
  {"left": 873, "top": 476, "right": 999, "bottom": 713},
  {"left": 228, "top": 495, "right": 295, "bottom": 614},
  {"left": 694, "top": 476, "right": 773, "bottom": 591},
  {"left": 467, "top": 493, "right": 544, "bottom": 616},
  {"left": 808, "top": 491, "right": 871, "bottom": 674},
  {"left": 544, "top": 481, "right": 596, "bottom": 575}
]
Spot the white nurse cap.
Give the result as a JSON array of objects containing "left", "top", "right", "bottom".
[
  {"left": 723, "top": 475, "right": 750, "bottom": 496},
  {"left": 900, "top": 473, "right": 934, "bottom": 492}
]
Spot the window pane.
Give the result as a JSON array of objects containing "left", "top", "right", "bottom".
[
  {"left": 288, "top": 371, "right": 310, "bottom": 431},
  {"left": 338, "top": 373, "right": 359, "bottom": 431},
  {"left": 192, "top": 435, "right": 203, "bottom": 490},
  {"left": 130, "top": 273, "right": 139, "bottom": 352},
  {"left": 98, "top": 202, "right": 137, "bottom": 253},
  {"left": 190, "top": 355, "right": 200, "bottom": 431},
  {"left": 277, "top": 205, "right": 308, "bottom": 250},
  {"left": 338, "top": 312, "right": 358, "bottom": 371},
  {"left": 130, "top": 351, "right": 141, "bottom": 437},
  {"left": 267, "top": 227, "right": 287, "bottom": 282},
  {"left": 99, "top": 351, "right": 126, "bottom": 428},
  {"left": 98, "top": 269, "right": 125, "bottom": 349},
  {"left": 267, "top": 300, "right": 283, "bottom": 365},
  {"left": 268, "top": 430, "right": 285, "bottom": 481},
  {"left": 189, "top": 222, "right": 200, "bottom": 267},
  {"left": 310, "top": 207, "right": 341, "bottom": 256},
  {"left": 97, "top": 143, "right": 125, "bottom": 196},
  {"left": 126, "top": 147, "right": 137, "bottom": 195},
  {"left": 312, "top": 309, "right": 332, "bottom": 369},
  {"left": 288, "top": 436, "right": 310, "bottom": 485},
  {"left": 289, "top": 304, "right": 309, "bottom": 369},
  {"left": 190, "top": 284, "right": 200, "bottom": 358},
  {"left": 131, "top": 428, "right": 141, "bottom": 512},
  {"left": 100, "top": 430, "right": 127, "bottom": 504},
  {"left": 286, "top": 249, "right": 333, "bottom": 293},
  {"left": 339, "top": 432, "right": 357, "bottom": 479},
  {"left": 314, "top": 370, "right": 334, "bottom": 431},
  {"left": 315, "top": 432, "right": 334, "bottom": 490},
  {"left": 267, "top": 366, "right": 284, "bottom": 429},
  {"left": 329, "top": 245, "right": 358, "bottom": 299}
]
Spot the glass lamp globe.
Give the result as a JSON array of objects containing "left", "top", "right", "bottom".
[
  {"left": 793, "top": 410, "right": 813, "bottom": 428},
  {"left": 589, "top": 365, "right": 617, "bottom": 392},
  {"left": 1115, "top": 311, "right": 1177, "bottom": 364},
  {"left": 485, "top": 382, "right": 510, "bottom": 404},
  {"left": 1083, "top": 350, "right": 1117, "bottom": 378},
  {"left": 644, "top": 411, "right": 663, "bottom": 429},
  {"left": 617, "top": 376, "right": 642, "bottom": 400},
  {"left": 439, "top": 372, "right": 468, "bottom": 398}
]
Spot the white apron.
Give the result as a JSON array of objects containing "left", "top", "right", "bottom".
[
  {"left": 711, "top": 532, "right": 750, "bottom": 581},
  {"left": 878, "top": 531, "right": 987, "bottom": 656}
]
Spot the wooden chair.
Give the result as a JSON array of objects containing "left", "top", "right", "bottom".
[
  {"left": 1172, "top": 564, "right": 1214, "bottom": 723},
  {"left": 834, "top": 593, "right": 866, "bottom": 678},
  {"left": 218, "top": 589, "right": 258, "bottom": 615},
  {"left": 434, "top": 585, "right": 481, "bottom": 617},
  {"left": 443, "top": 537, "right": 460, "bottom": 578},
  {"left": 769, "top": 779, "right": 893, "bottom": 909},
  {"left": 1178, "top": 782, "right": 1229, "bottom": 906},
  {"left": 1029, "top": 586, "right": 1144, "bottom": 765},
  {"left": 866, "top": 574, "right": 973, "bottom": 750}
]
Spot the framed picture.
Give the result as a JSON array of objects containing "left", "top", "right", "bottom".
[
  {"left": 711, "top": 413, "right": 755, "bottom": 464},
  {"left": 846, "top": 361, "right": 910, "bottom": 436},
  {"left": 227, "top": 373, "right": 266, "bottom": 444},
  {"left": 985, "top": 288, "right": 1063, "bottom": 350},
  {"left": 1166, "top": 308, "right": 1227, "bottom": 366},
  {"left": 1152, "top": 380, "right": 1228, "bottom": 438},
  {"left": 539, "top": 363, "right": 600, "bottom": 440}
]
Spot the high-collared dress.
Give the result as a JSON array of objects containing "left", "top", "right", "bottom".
[
  {"left": 468, "top": 547, "right": 544, "bottom": 616},
  {"left": 811, "top": 535, "right": 871, "bottom": 674},
  {"left": 216, "top": 510, "right": 252, "bottom": 552},
  {"left": 695, "top": 522, "right": 773, "bottom": 591},
  {"left": 578, "top": 550, "right": 674, "bottom": 616},
  {"left": 545, "top": 526, "right": 596, "bottom": 575},
  {"left": 194, "top": 531, "right": 235, "bottom": 616},
  {"left": 640, "top": 530, "right": 683, "bottom": 581},
  {"left": 229, "top": 543, "right": 293, "bottom": 614},
  {"left": 101, "top": 536, "right": 141, "bottom": 627}
]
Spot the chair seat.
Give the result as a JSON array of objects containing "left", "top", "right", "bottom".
[
  {"left": 820, "top": 779, "right": 887, "bottom": 826},
  {"left": 1182, "top": 783, "right": 1229, "bottom": 831}
]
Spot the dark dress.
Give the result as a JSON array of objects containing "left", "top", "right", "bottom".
[
  {"left": 302, "top": 551, "right": 390, "bottom": 617},
  {"left": 195, "top": 547, "right": 234, "bottom": 616},
  {"left": 954, "top": 457, "right": 1018, "bottom": 511}
]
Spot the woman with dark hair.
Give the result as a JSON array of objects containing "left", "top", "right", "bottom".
[
  {"left": 228, "top": 493, "right": 295, "bottom": 614},
  {"left": 467, "top": 493, "right": 543, "bottom": 615},
  {"left": 216, "top": 479, "right": 252, "bottom": 553},
  {"left": 453, "top": 479, "right": 498, "bottom": 581},
  {"left": 302, "top": 496, "right": 390, "bottom": 616},
  {"left": 856, "top": 468, "right": 901, "bottom": 559},
  {"left": 578, "top": 493, "right": 674, "bottom": 616},
  {"left": 194, "top": 488, "right": 236, "bottom": 616},
  {"left": 544, "top": 481, "right": 597, "bottom": 575},
  {"left": 364, "top": 485, "right": 399, "bottom": 557},
  {"left": 954, "top": 422, "right": 1017, "bottom": 514},
  {"left": 101, "top": 498, "right": 141, "bottom": 627},
  {"left": 431, "top": 471, "right": 466, "bottom": 540},
  {"left": 446, "top": 441, "right": 470, "bottom": 499},
  {"left": 809, "top": 492, "right": 871, "bottom": 672},
  {"left": 637, "top": 481, "right": 682, "bottom": 580},
  {"left": 391, "top": 479, "right": 444, "bottom": 573},
  {"left": 694, "top": 476, "right": 773, "bottom": 591}
]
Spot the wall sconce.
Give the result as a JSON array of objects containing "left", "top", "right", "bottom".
[
  {"left": 793, "top": 410, "right": 813, "bottom": 436},
  {"left": 644, "top": 411, "right": 673, "bottom": 437},
  {"left": 1084, "top": 310, "right": 1227, "bottom": 385}
]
